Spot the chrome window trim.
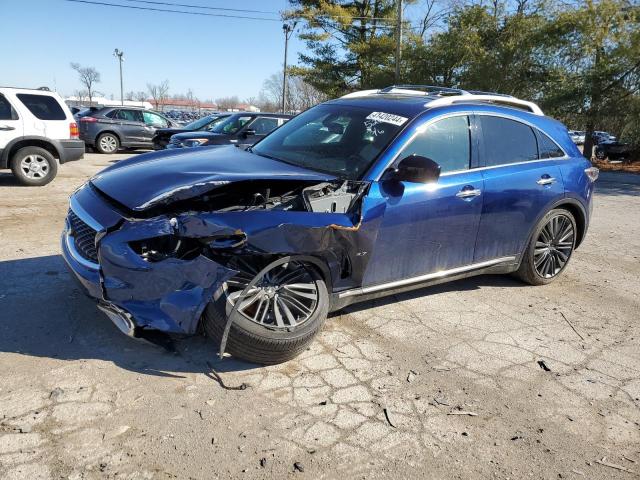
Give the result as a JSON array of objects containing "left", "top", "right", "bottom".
[
  {"left": 374, "top": 110, "right": 570, "bottom": 182},
  {"left": 337, "top": 256, "right": 516, "bottom": 298}
]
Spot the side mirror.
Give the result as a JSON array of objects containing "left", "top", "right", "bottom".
[
  {"left": 242, "top": 129, "right": 256, "bottom": 138},
  {"left": 385, "top": 155, "right": 441, "bottom": 183}
]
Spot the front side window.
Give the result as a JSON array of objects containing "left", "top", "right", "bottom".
[
  {"left": 480, "top": 116, "right": 538, "bottom": 166},
  {"left": 16, "top": 94, "right": 66, "bottom": 120},
  {"left": 398, "top": 115, "right": 471, "bottom": 174},
  {"left": 0, "top": 94, "right": 18, "bottom": 120},
  {"left": 252, "top": 104, "right": 407, "bottom": 179},
  {"left": 143, "top": 111, "right": 168, "bottom": 127},
  {"left": 250, "top": 117, "right": 279, "bottom": 135},
  {"left": 210, "top": 115, "right": 253, "bottom": 134}
]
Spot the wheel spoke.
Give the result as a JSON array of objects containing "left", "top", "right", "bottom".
[{"left": 277, "top": 297, "right": 298, "bottom": 326}]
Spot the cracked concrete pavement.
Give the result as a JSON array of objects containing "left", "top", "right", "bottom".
[{"left": 0, "top": 153, "right": 639, "bottom": 479}]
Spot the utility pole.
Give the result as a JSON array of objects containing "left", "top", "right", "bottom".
[
  {"left": 281, "top": 22, "right": 297, "bottom": 114},
  {"left": 394, "top": 0, "right": 403, "bottom": 84},
  {"left": 113, "top": 48, "right": 124, "bottom": 106}
]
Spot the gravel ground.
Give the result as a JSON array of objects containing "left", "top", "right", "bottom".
[{"left": 0, "top": 153, "right": 639, "bottom": 480}]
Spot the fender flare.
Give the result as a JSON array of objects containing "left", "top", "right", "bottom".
[{"left": 0, "top": 136, "right": 62, "bottom": 168}]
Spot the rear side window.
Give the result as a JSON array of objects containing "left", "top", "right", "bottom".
[
  {"left": 537, "top": 132, "right": 565, "bottom": 158},
  {"left": 480, "top": 116, "right": 538, "bottom": 166},
  {"left": 114, "top": 109, "right": 144, "bottom": 122},
  {"left": 0, "top": 95, "right": 18, "bottom": 120},
  {"left": 250, "top": 117, "right": 279, "bottom": 135},
  {"left": 399, "top": 115, "right": 471, "bottom": 173},
  {"left": 16, "top": 94, "right": 66, "bottom": 120}
]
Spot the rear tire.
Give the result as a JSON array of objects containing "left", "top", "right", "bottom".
[
  {"left": 10, "top": 146, "right": 58, "bottom": 186},
  {"left": 516, "top": 208, "right": 577, "bottom": 285},
  {"left": 203, "top": 258, "right": 329, "bottom": 365},
  {"left": 96, "top": 133, "right": 120, "bottom": 154}
]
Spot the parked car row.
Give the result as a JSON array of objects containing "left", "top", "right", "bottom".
[{"left": 568, "top": 129, "right": 617, "bottom": 145}]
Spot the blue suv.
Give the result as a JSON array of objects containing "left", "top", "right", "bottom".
[{"left": 61, "top": 85, "right": 598, "bottom": 364}]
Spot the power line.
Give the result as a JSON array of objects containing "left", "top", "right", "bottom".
[
  {"left": 121, "top": 0, "right": 278, "bottom": 16},
  {"left": 64, "top": 0, "right": 282, "bottom": 21}
]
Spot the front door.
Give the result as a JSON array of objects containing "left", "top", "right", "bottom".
[
  {"left": 0, "top": 93, "right": 23, "bottom": 151},
  {"left": 363, "top": 114, "right": 484, "bottom": 286},
  {"left": 473, "top": 114, "right": 566, "bottom": 262},
  {"left": 142, "top": 111, "right": 170, "bottom": 145}
]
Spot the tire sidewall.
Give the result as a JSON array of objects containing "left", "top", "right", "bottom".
[
  {"left": 10, "top": 146, "right": 58, "bottom": 186},
  {"left": 524, "top": 208, "right": 577, "bottom": 284},
  {"left": 208, "top": 264, "right": 329, "bottom": 342},
  {"left": 96, "top": 133, "right": 119, "bottom": 154}
]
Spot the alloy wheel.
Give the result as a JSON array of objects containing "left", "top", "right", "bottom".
[
  {"left": 224, "top": 258, "right": 319, "bottom": 329},
  {"left": 99, "top": 135, "right": 118, "bottom": 153},
  {"left": 534, "top": 214, "right": 575, "bottom": 279},
  {"left": 20, "top": 154, "right": 50, "bottom": 179}
]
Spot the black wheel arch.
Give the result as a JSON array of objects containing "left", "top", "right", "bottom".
[{"left": 1, "top": 136, "right": 61, "bottom": 168}]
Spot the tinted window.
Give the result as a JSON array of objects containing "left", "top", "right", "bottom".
[
  {"left": 115, "top": 109, "right": 144, "bottom": 122},
  {"left": 16, "top": 94, "right": 66, "bottom": 120},
  {"left": 250, "top": 117, "right": 279, "bottom": 135},
  {"left": 480, "top": 116, "right": 538, "bottom": 166},
  {"left": 143, "top": 111, "right": 169, "bottom": 128},
  {"left": 0, "top": 95, "right": 17, "bottom": 120},
  {"left": 537, "top": 132, "right": 565, "bottom": 158},
  {"left": 399, "top": 115, "right": 471, "bottom": 173}
]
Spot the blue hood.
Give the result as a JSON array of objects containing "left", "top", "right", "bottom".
[{"left": 91, "top": 146, "right": 334, "bottom": 212}]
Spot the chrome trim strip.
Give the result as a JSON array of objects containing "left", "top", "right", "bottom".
[
  {"left": 337, "top": 256, "right": 517, "bottom": 298},
  {"left": 97, "top": 303, "right": 136, "bottom": 337},
  {"left": 69, "top": 194, "right": 104, "bottom": 233},
  {"left": 64, "top": 231, "right": 100, "bottom": 270}
]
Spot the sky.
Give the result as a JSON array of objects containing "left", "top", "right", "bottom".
[{"left": 1, "top": 0, "right": 306, "bottom": 101}]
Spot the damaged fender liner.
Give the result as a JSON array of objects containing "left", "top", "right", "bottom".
[{"left": 93, "top": 179, "right": 386, "bottom": 343}]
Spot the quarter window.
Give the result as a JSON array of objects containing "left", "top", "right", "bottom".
[
  {"left": 480, "top": 116, "right": 538, "bottom": 166},
  {"left": 16, "top": 94, "right": 66, "bottom": 120},
  {"left": 399, "top": 115, "right": 471, "bottom": 173},
  {"left": 537, "top": 132, "right": 565, "bottom": 159},
  {"left": 0, "top": 95, "right": 17, "bottom": 120}
]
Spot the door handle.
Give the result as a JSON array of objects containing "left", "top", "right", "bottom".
[
  {"left": 0, "top": 124, "right": 15, "bottom": 131},
  {"left": 456, "top": 187, "right": 482, "bottom": 199},
  {"left": 537, "top": 175, "right": 557, "bottom": 186}
]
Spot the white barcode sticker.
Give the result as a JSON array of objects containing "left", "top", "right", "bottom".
[{"left": 366, "top": 111, "right": 408, "bottom": 126}]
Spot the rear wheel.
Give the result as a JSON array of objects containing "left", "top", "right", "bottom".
[
  {"left": 96, "top": 133, "right": 119, "bottom": 154},
  {"left": 516, "top": 209, "right": 576, "bottom": 285},
  {"left": 203, "top": 257, "right": 329, "bottom": 365},
  {"left": 10, "top": 147, "right": 58, "bottom": 186}
]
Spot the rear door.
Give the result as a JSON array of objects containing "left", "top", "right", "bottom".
[
  {"left": 0, "top": 93, "right": 23, "bottom": 151},
  {"left": 109, "top": 109, "right": 146, "bottom": 145},
  {"left": 473, "top": 114, "right": 565, "bottom": 263}
]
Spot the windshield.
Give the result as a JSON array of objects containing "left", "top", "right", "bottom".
[
  {"left": 184, "top": 115, "right": 227, "bottom": 130},
  {"left": 251, "top": 104, "right": 407, "bottom": 179},
  {"left": 210, "top": 114, "right": 253, "bottom": 134}
]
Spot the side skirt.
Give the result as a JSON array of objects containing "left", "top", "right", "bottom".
[{"left": 330, "top": 256, "right": 518, "bottom": 311}]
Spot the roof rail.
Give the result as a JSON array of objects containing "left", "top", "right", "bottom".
[
  {"left": 379, "top": 85, "right": 469, "bottom": 96},
  {"left": 427, "top": 94, "right": 544, "bottom": 115}
]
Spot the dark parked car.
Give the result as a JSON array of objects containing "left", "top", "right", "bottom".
[
  {"left": 167, "top": 112, "right": 292, "bottom": 150},
  {"left": 78, "top": 107, "right": 179, "bottom": 153},
  {"left": 152, "top": 113, "right": 230, "bottom": 150},
  {"left": 62, "top": 86, "right": 598, "bottom": 365},
  {"left": 595, "top": 140, "right": 632, "bottom": 161}
]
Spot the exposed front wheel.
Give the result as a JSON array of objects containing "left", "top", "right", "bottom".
[
  {"left": 203, "top": 257, "right": 329, "bottom": 365},
  {"left": 516, "top": 208, "right": 577, "bottom": 285},
  {"left": 10, "top": 147, "right": 58, "bottom": 186}
]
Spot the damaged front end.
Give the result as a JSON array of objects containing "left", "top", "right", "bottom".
[{"left": 61, "top": 175, "right": 384, "bottom": 342}]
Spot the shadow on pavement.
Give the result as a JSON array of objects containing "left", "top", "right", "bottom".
[
  {"left": 0, "top": 254, "right": 259, "bottom": 379},
  {"left": 596, "top": 171, "right": 640, "bottom": 197}
]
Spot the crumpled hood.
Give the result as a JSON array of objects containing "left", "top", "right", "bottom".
[{"left": 90, "top": 145, "right": 334, "bottom": 212}]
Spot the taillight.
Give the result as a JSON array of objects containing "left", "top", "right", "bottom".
[
  {"left": 80, "top": 116, "right": 97, "bottom": 123},
  {"left": 69, "top": 122, "right": 79, "bottom": 139},
  {"left": 584, "top": 166, "right": 599, "bottom": 182}
]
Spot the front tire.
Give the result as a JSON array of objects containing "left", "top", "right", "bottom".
[
  {"left": 203, "top": 257, "right": 329, "bottom": 365},
  {"left": 10, "top": 146, "right": 58, "bottom": 186},
  {"left": 96, "top": 133, "right": 120, "bottom": 154},
  {"left": 516, "top": 208, "right": 577, "bottom": 285}
]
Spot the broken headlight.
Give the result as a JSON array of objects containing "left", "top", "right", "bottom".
[
  {"left": 180, "top": 138, "right": 209, "bottom": 148},
  {"left": 129, "top": 235, "right": 201, "bottom": 262}
]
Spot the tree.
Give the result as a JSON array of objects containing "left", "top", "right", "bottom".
[
  {"left": 147, "top": 80, "right": 170, "bottom": 110},
  {"left": 286, "top": 0, "right": 398, "bottom": 96},
  {"left": 70, "top": 63, "right": 101, "bottom": 105},
  {"left": 135, "top": 91, "right": 147, "bottom": 107},
  {"left": 260, "top": 72, "right": 328, "bottom": 112},
  {"left": 216, "top": 96, "right": 240, "bottom": 111},
  {"left": 125, "top": 91, "right": 135, "bottom": 101}
]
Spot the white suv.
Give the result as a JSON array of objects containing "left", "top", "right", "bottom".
[{"left": 0, "top": 87, "right": 84, "bottom": 186}]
